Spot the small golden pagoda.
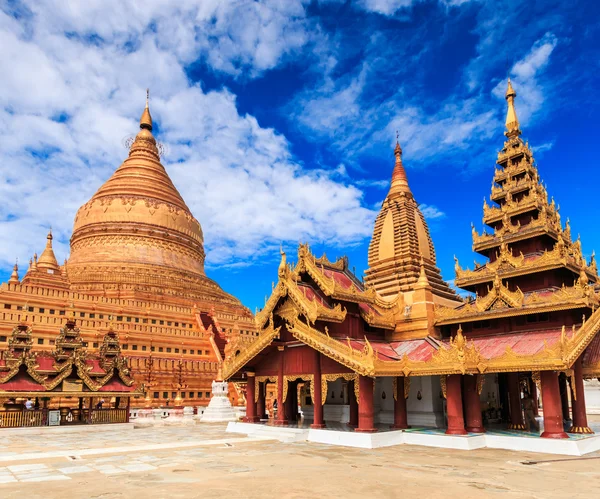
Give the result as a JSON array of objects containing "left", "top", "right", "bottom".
[{"left": 0, "top": 92, "right": 256, "bottom": 408}]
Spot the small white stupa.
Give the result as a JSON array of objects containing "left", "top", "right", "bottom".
[{"left": 200, "top": 379, "right": 237, "bottom": 423}]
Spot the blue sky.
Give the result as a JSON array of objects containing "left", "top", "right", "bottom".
[{"left": 0, "top": 0, "right": 599, "bottom": 312}]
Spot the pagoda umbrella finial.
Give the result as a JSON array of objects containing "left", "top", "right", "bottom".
[
  {"left": 140, "top": 88, "right": 153, "bottom": 131},
  {"left": 505, "top": 78, "right": 521, "bottom": 138}
]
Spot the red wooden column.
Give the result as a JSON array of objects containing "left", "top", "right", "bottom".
[
  {"left": 125, "top": 397, "right": 131, "bottom": 423},
  {"left": 391, "top": 377, "right": 408, "bottom": 430},
  {"left": 463, "top": 375, "right": 485, "bottom": 433},
  {"left": 257, "top": 382, "right": 266, "bottom": 420},
  {"left": 311, "top": 350, "right": 326, "bottom": 429},
  {"left": 569, "top": 358, "right": 594, "bottom": 434},
  {"left": 274, "top": 347, "right": 288, "bottom": 426},
  {"left": 540, "top": 370, "right": 569, "bottom": 439},
  {"left": 445, "top": 375, "right": 467, "bottom": 435},
  {"left": 356, "top": 375, "right": 377, "bottom": 433},
  {"left": 244, "top": 372, "right": 259, "bottom": 423},
  {"left": 348, "top": 379, "right": 358, "bottom": 428},
  {"left": 507, "top": 372, "right": 525, "bottom": 430}
]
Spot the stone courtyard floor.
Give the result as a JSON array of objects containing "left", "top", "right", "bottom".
[{"left": 0, "top": 424, "right": 598, "bottom": 498}]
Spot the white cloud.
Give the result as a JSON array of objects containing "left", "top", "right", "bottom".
[
  {"left": 356, "top": 0, "right": 415, "bottom": 15},
  {"left": 419, "top": 204, "right": 446, "bottom": 220},
  {"left": 0, "top": 1, "right": 378, "bottom": 270},
  {"left": 532, "top": 141, "right": 554, "bottom": 155},
  {"left": 492, "top": 33, "right": 558, "bottom": 125}
]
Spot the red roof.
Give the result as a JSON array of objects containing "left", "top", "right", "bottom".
[
  {"left": 344, "top": 338, "right": 437, "bottom": 362},
  {"left": 323, "top": 268, "right": 362, "bottom": 293},
  {"left": 584, "top": 334, "right": 600, "bottom": 367},
  {"left": 35, "top": 355, "right": 55, "bottom": 371},
  {"left": 298, "top": 283, "right": 331, "bottom": 308},
  {"left": 336, "top": 328, "right": 572, "bottom": 363},
  {"left": 468, "top": 328, "right": 569, "bottom": 358},
  {"left": 85, "top": 358, "right": 107, "bottom": 375}
]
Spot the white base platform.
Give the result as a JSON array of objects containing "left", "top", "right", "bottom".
[{"left": 227, "top": 422, "right": 600, "bottom": 456}]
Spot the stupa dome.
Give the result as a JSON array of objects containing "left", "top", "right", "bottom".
[{"left": 67, "top": 93, "right": 218, "bottom": 298}]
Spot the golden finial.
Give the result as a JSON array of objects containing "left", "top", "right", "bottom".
[
  {"left": 140, "top": 88, "right": 153, "bottom": 131},
  {"left": 394, "top": 131, "right": 402, "bottom": 161},
  {"left": 504, "top": 78, "right": 521, "bottom": 138},
  {"left": 415, "top": 256, "right": 430, "bottom": 289},
  {"left": 389, "top": 132, "right": 410, "bottom": 197},
  {"left": 9, "top": 260, "right": 19, "bottom": 283}
]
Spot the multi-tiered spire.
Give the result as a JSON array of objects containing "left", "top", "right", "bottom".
[
  {"left": 364, "top": 141, "right": 458, "bottom": 305},
  {"left": 442, "top": 79, "right": 598, "bottom": 322}
]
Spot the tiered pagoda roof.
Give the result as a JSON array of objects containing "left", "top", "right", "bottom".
[
  {"left": 0, "top": 313, "right": 139, "bottom": 396},
  {"left": 438, "top": 79, "right": 599, "bottom": 325}
]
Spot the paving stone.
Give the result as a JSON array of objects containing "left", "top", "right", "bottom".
[
  {"left": 7, "top": 463, "right": 48, "bottom": 473},
  {"left": 57, "top": 465, "right": 95, "bottom": 474},
  {"left": 21, "top": 475, "right": 71, "bottom": 482}
]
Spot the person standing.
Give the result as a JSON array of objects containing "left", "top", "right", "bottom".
[{"left": 523, "top": 390, "right": 539, "bottom": 432}]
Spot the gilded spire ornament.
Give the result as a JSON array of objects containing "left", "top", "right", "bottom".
[
  {"left": 505, "top": 78, "right": 521, "bottom": 138},
  {"left": 389, "top": 138, "right": 410, "bottom": 197},
  {"left": 140, "top": 88, "right": 153, "bottom": 130},
  {"left": 8, "top": 261, "right": 19, "bottom": 283},
  {"left": 37, "top": 229, "right": 60, "bottom": 272}
]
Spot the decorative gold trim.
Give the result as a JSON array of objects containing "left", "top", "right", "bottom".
[
  {"left": 569, "top": 426, "right": 594, "bottom": 434},
  {"left": 222, "top": 315, "right": 281, "bottom": 380},
  {"left": 440, "top": 375, "right": 447, "bottom": 399},
  {"left": 392, "top": 377, "right": 397, "bottom": 401},
  {"left": 404, "top": 377, "right": 410, "bottom": 400}
]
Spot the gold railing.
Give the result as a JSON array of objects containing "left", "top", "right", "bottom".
[
  {"left": 0, "top": 410, "right": 45, "bottom": 428},
  {"left": 90, "top": 408, "right": 128, "bottom": 424}
]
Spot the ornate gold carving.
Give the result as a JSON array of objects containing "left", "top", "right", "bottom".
[
  {"left": 404, "top": 377, "right": 410, "bottom": 400},
  {"left": 436, "top": 279, "right": 597, "bottom": 324},
  {"left": 440, "top": 375, "right": 447, "bottom": 399},
  {"left": 222, "top": 315, "right": 281, "bottom": 380},
  {"left": 532, "top": 371, "right": 541, "bottom": 393},
  {"left": 392, "top": 376, "right": 397, "bottom": 401}
]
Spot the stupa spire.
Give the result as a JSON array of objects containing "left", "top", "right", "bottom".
[
  {"left": 388, "top": 135, "right": 411, "bottom": 197},
  {"left": 140, "top": 88, "right": 153, "bottom": 131},
  {"left": 8, "top": 261, "right": 19, "bottom": 284},
  {"left": 37, "top": 229, "right": 60, "bottom": 272},
  {"left": 505, "top": 78, "right": 521, "bottom": 138}
]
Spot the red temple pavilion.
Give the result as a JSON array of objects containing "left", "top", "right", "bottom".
[{"left": 223, "top": 79, "right": 600, "bottom": 440}]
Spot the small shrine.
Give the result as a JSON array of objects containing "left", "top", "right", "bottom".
[{"left": 0, "top": 310, "right": 142, "bottom": 428}]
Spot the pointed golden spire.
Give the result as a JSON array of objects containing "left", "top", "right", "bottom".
[
  {"left": 505, "top": 78, "right": 521, "bottom": 138},
  {"left": 388, "top": 136, "right": 411, "bottom": 197},
  {"left": 139, "top": 88, "right": 153, "bottom": 131},
  {"left": 37, "top": 228, "right": 60, "bottom": 272},
  {"left": 8, "top": 261, "right": 19, "bottom": 284},
  {"left": 415, "top": 256, "right": 430, "bottom": 289}
]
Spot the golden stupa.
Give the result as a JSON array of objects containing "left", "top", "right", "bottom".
[{"left": 0, "top": 93, "right": 256, "bottom": 407}]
